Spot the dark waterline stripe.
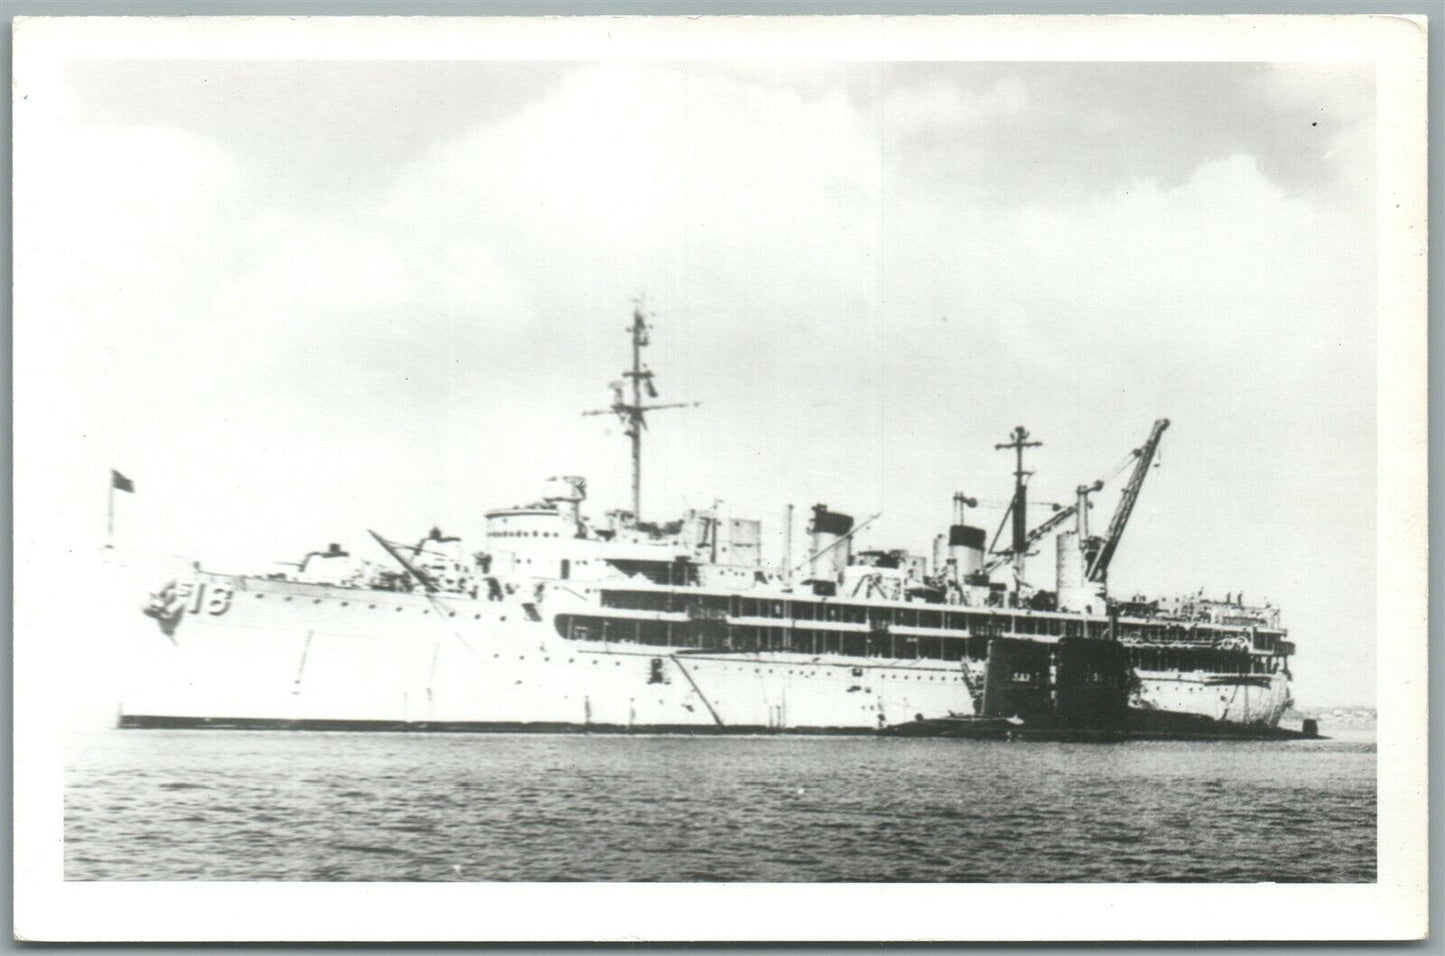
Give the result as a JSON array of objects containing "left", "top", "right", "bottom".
[
  {"left": 115, "top": 714, "right": 1320, "bottom": 742},
  {"left": 116, "top": 714, "right": 876, "bottom": 736}
]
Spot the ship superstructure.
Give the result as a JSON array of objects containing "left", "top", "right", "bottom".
[{"left": 119, "top": 308, "right": 1294, "bottom": 733}]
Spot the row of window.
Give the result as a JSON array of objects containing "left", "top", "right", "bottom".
[
  {"left": 252, "top": 592, "right": 543, "bottom": 622},
  {"left": 695, "top": 665, "right": 960, "bottom": 681},
  {"left": 256, "top": 592, "right": 494, "bottom": 619},
  {"left": 604, "top": 591, "right": 1280, "bottom": 646},
  {"left": 558, "top": 615, "right": 1288, "bottom": 675},
  {"left": 1132, "top": 650, "right": 1283, "bottom": 675},
  {"left": 560, "top": 615, "right": 981, "bottom": 660},
  {"left": 608, "top": 591, "right": 1086, "bottom": 634}
]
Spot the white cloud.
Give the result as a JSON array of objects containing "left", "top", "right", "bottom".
[{"left": 883, "top": 73, "right": 1029, "bottom": 135}]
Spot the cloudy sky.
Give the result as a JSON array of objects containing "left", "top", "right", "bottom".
[{"left": 18, "top": 52, "right": 1376, "bottom": 705}]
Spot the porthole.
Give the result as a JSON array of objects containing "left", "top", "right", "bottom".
[
  {"left": 396, "top": 607, "right": 404, "bottom": 613},
  {"left": 341, "top": 602, "right": 349, "bottom": 607},
  {"left": 313, "top": 599, "right": 322, "bottom": 604}
]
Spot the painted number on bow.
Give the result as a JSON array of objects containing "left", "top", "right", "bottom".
[
  {"left": 182, "top": 582, "right": 232, "bottom": 615},
  {"left": 204, "top": 584, "right": 232, "bottom": 615}
]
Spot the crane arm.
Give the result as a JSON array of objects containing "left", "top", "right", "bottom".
[
  {"left": 1085, "top": 418, "right": 1170, "bottom": 583},
  {"left": 982, "top": 503, "right": 1077, "bottom": 574},
  {"left": 369, "top": 530, "right": 439, "bottom": 593}
]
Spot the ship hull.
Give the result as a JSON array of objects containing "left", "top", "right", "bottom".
[
  {"left": 1133, "top": 672, "right": 1293, "bottom": 726},
  {"left": 118, "top": 571, "right": 1291, "bottom": 733}
]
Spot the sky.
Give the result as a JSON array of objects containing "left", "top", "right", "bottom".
[{"left": 16, "top": 56, "right": 1377, "bottom": 707}]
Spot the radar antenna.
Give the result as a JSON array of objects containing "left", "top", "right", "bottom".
[{"left": 582, "top": 302, "right": 699, "bottom": 521}]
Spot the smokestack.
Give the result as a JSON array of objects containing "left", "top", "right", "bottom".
[
  {"left": 948, "top": 523, "right": 985, "bottom": 583},
  {"left": 946, "top": 492, "right": 983, "bottom": 584},
  {"left": 807, "top": 504, "right": 854, "bottom": 582}
]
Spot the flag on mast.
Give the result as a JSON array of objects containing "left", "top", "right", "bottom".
[{"left": 111, "top": 470, "right": 134, "bottom": 494}]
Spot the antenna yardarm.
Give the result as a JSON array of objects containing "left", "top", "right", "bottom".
[{"left": 582, "top": 304, "right": 699, "bottom": 521}]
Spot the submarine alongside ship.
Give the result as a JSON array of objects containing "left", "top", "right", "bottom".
[
  {"left": 883, "top": 637, "right": 1318, "bottom": 741},
  {"left": 119, "top": 308, "right": 1312, "bottom": 741}
]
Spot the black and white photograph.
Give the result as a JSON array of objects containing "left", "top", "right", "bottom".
[{"left": 12, "top": 13, "right": 1428, "bottom": 942}]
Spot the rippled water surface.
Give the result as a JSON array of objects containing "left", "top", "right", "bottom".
[{"left": 66, "top": 730, "right": 1375, "bottom": 882}]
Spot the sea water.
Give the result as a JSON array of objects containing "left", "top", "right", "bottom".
[{"left": 65, "top": 729, "right": 1375, "bottom": 882}]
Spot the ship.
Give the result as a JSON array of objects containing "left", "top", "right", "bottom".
[{"left": 117, "top": 307, "right": 1297, "bottom": 735}]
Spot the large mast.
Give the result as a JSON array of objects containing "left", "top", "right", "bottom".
[
  {"left": 994, "top": 425, "right": 1042, "bottom": 582},
  {"left": 626, "top": 306, "right": 645, "bottom": 517},
  {"left": 583, "top": 303, "right": 698, "bottom": 522}
]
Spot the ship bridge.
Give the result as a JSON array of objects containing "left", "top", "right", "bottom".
[{"left": 484, "top": 477, "right": 768, "bottom": 586}]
